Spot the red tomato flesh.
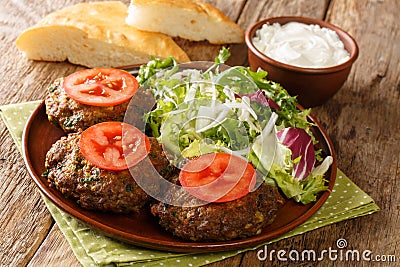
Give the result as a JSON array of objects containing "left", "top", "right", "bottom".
[
  {"left": 179, "top": 153, "right": 256, "bottom": 203},
  {"left": 79, "top": 122, "right": 150, "bottom": 171},
  {"left": 63, "top": 68, "right": 139, "bottom": 107}
]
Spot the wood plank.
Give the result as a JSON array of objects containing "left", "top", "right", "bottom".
[
  {"left": 1, "top": 0, "right": 398, "bottom": 266},
  {"left": 238, "top": 0, "right": 328, "bottom": 28},
  {"left": 311, "top": 0, "right": 400, "bottom": 265},
  {"left": 0, "top": 160, "right": 53, "bottom": 266},
  {"left": 27, "top": 224, "right": 82, "bottom": 267},
  {"left": 202, "top": 0, "right": 246, "bottom": 21}
]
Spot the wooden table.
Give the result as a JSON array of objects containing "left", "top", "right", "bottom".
[{"left": 1, "top": 0, "right": 399, "bottom": 266}]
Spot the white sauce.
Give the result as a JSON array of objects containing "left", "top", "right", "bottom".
[{"left": 252, "top": 22, "right": 350, "bottom": 68}]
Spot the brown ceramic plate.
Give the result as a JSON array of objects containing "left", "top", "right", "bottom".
[{"left": 22, "top": 66, "right": 337, "bottom": 253}]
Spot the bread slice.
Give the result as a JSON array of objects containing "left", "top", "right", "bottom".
[
  {"left": 126, "top": 0, "right": 245, "bottom": 44},
  {"left": 16, "top": 1, "right": 190, "bottom": 68}
]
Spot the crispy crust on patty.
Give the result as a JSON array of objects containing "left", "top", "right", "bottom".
[
  {"left": 45, "top": 134, "right": 172, "bottom": 213},
  {"left": 45, "top": 78, "right": 129, "bottom": 133},
  {"left": 151, "top": 184, "right": 285, "bottom": 241}
]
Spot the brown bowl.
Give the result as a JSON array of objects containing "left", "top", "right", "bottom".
[{"left": 245, "top": 16, "right": 359, "bottom": 107}]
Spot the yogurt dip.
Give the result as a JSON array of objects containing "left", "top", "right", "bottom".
[{"left": 252, "top": 21, "right": 350, "bottom": 68}]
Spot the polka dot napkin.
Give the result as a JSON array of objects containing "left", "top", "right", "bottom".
[{"left": 0, "top": 101, "right": 380, "bottom": 267}]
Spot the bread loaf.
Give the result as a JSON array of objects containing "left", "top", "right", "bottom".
[
  {"left": 126, "top": 0, "right": 245, "bottom": 44},
  {"left": 16, "top": 1, "right": 190, "bottom": 68}
]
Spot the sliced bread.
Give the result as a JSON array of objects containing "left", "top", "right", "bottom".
[
  {"left": 126, "top": 0, "right": 245, "bottom": 44},
  {"left": 16, "top": 1, "right": 190, "bottom": 68}
]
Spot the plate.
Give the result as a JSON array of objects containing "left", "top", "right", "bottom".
[{"left": 22, "top": 66, "right": 337, "bottom": 253}]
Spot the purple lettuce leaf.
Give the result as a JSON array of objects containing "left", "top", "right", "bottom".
[{"left": 276, "top": 127, "right": 315, "bottom": 180}]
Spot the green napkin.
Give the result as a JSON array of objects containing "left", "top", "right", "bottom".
[{"left": 1, "top": 101, "right": 380, "bottom": 267}]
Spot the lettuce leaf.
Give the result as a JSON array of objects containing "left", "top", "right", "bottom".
[
  {"left": 138, "top": 50, "right": 332, "bottom": 205},
  {"left": 137, "top": 56, "right": 177, "bottom": 84}
]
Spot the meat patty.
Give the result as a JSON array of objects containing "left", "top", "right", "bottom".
[
  {"left": 151, "top": 183, "right": 285, "bottom": 241},
  {"left": 45, "top": 134, "right": 172, "bottom": 213},
  {"left": 45, "top": 78, "right": 129, "bottom": 133}
]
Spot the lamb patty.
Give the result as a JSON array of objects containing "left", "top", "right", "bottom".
[
  {"left": 45, "top": 78, "right": 129, "bottom": 133},
  {"left": 45, "top": 133, "right": 172, "bottom": 213},
  {"left": 151, "top": 183, "right": 285, "bottom": 241}
]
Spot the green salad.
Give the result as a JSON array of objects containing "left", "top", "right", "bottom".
[{"left": 137, "top": 48, "right": 333, "bottom": 204}]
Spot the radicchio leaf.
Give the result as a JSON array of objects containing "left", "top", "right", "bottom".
[
  {"left": 236, "top": 90, "right": 281, "bottom": 110},
  {"left": 276, "top": 127, "right": 315, "bottom": 180}
]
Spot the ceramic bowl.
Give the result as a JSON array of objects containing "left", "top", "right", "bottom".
[{"left": 245, "top": 16, "right": 359, "bottom": 107}]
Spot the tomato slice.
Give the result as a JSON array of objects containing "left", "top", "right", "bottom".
[
  {"left": 79, "top": 122, "right": 150, "bottom": 171},
  {"left": 63, "top": 68, "right": 139, "bottom": 106},
  {"left": 179, "top": 153, "right": 256, "bottom": 202}
]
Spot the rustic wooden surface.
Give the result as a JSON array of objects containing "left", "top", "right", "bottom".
[{"left": 1, "top": 0, "right": 399, "bottom": 266}]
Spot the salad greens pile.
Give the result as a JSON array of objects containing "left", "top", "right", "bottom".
[{"left": 137, "top": 48, "right": 333, "bottom": 204}]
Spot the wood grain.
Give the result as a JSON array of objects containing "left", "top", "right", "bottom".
[
  {"left": 27, "top": 224, "right": 81, "bottom": 267},
  {"left": 238, "top": 0, "right": 328, "bottom": 27},
  {"left": 0, "top": 0, "right": 398, "bottom": 266}
]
